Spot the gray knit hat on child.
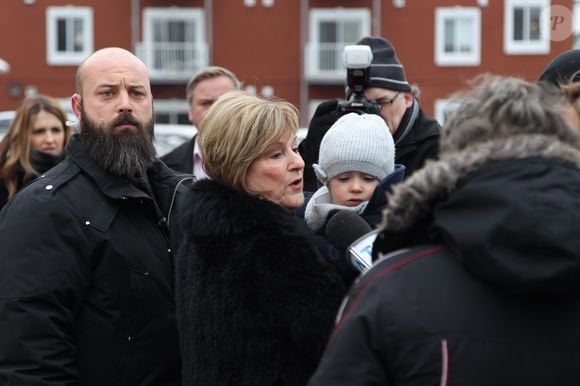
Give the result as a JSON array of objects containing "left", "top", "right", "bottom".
[{"left": 313, "top": 113, "right": 395, "bottom": 184}]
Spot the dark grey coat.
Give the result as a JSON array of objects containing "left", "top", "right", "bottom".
[{"left": 310, "top": 135, "right": 580, "bottom": 386}]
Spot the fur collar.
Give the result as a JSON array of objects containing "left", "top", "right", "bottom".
[
  {"left": 175, "top": 178, "right": 303, "bottom": 239},
  {"left": 381, "top": 134, "right": 580, "bottom": 232}
]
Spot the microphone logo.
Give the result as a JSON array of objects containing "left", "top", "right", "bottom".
[{"left": 348, "top": 229, "right": 379, "bottom": 272}]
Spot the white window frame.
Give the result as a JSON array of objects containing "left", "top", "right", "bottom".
[
  {"left": 504, "top": 0, "right": 550, "bottom": 55},
  {"left": 46, "top": 6, "right": 93, "bottom": 66},
  {"left": 306, "top": 8, "right": 371, "bottom": 82},
  {"left": 574, "top": 1, "right": 580, "bottom": 48},
  {"left": 141, "top": 8, "right": 207, "bottom": 82},
  {"left": 435, "top": 7, "right": 481, "bottom": 66}
]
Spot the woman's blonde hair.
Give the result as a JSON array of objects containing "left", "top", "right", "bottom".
[
  {"left": 0, "top": 95, "right": 72, "bottom": 197},
  {"left": 198, "top": 91, "right": 299, "bottom": 192}
]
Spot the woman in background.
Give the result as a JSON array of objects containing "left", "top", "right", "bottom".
[
  {"left": 174, "top": 91, "right": 345, "bottom": 386},
  {"left": 0, "top": 95, "right": 72, "bottom": 209}
]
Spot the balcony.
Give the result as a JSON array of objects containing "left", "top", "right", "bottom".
[
  {"left": 136, "top": 41, "right": 208, "bottom": 83},
  {"left": 304, "top": 42, "right": 348, "bottom": 84}
]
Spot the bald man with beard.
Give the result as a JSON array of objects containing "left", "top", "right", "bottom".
[{"left": 0, "top": 47, "right": 190, "bottom": 386}]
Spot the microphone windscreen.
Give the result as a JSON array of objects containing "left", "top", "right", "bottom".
[{"left": 324, "top": 211, "right": 372, "bottom": 256}]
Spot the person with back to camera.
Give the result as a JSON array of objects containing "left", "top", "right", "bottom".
[
  {"left": 160, "top": 65, "right": 241, "bottom": 176},
  {"left": 301, "top": 112, "right": 405, "bottom": 285},
  {"left": 307, "top": 75, "right": 580, "bottom": 386},
  {"left": 0, "top": 47, "right": 188, "bottom": 385},
  {"left": 174, "top": 91, "right": 346, "bottom": 386},
  {"left": 0, "top": 94, "right": 73, "bottom": 210},
  {"left": 299, "top": 36, "right": 440, "bottom": 191},
  {"left": 538, "top": 49, "right": 580, "bottom": 129}
]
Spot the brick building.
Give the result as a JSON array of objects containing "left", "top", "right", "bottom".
[{"left": 0, "top": 0, "right": 574, "bottom": 126}]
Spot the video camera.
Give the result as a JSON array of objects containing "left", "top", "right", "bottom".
[{"left": 338, "top": 45, "right": 381, "bottom": 116}]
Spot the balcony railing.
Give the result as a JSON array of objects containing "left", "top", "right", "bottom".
[
  {"left": 305, "top": 42, "right": 348, "bottom": 83},
  {"left": 136, "top": 41, "right": 208, "bottom": 82}
]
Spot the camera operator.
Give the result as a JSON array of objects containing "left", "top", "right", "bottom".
[{"left": 299, "top": 37, "right": 440, "bottom": 192}]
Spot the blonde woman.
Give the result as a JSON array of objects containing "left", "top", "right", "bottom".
[
  {"left": 0, "top": 95, "right": 72, "bottom": 208},
  {"left": 174, "top": 91, "right": 345, "bottom": 386}
]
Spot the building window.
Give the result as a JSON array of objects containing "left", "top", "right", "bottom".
[
  {"left": 574, "top": 0, "right": 580, "bottom": 48},
  {"left": 139, "top": 8, "right": 207, "bottom": 82},
  {"left": 504, "top": 0, "right": 550, "bottom": 54},
  {"left": 306, "top": 8, "right": 371, "bottom": 82},
  {"left": 46, "top": 7, "right": 93, "bottom": 65},
  {"left": 435, "top": 7, "right": 481, "bottom": 66}
]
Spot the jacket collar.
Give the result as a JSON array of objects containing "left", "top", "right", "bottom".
[
  {"left": 394, "top": 98, "right": 440, "bottom": 149},
  {"left": 366, "top": 163, "right": 406, "bottom": 211},
  {"left": 382, "top": 133, "right": 580, "bottom": 232},
  {"left": 376, "top": 135, "right": 580, "bottom": 295},
  {"left": 66, "top": 134, "right": 190, "bottom": 217}
]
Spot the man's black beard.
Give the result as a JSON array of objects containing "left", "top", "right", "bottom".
[{"left": 79, "top": 105, "right": 156, "bottom": 177}]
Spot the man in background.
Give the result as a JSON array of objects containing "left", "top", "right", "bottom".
[
  {"left": 299, "top": 37, "right": 440, "bottom": 191},
  {"left": 161, "top": 66, "right": 241, "bottom": 177}
]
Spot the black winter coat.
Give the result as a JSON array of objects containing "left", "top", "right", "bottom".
[
  {"left": 309, "top": 140, "right": 580, "bottom": 385},
  {"left": 160, "top": 135, "right": 195, "bottom": 174},
  {"left": 174, "top": 179, "right": 346, "bottom": 386},
  {"left": 0, "top": 135, "right": 190, "bottom": 386},
  {"left": 0, "top": 149, "right": 64, "bottom": 210}
]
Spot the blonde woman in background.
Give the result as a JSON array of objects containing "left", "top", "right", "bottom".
[{"left": 0, "top": 95, "right": 72, "bottom": 209}]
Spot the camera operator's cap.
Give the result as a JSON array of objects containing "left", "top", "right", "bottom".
[
  {"left": 539, "top": 49, "right": 580, "bottom": 86},
  {"left": 313, "top": 113, "right": 395, "bottom": 185},
  {"left": 347, "top": 36, "right": 412, "bottom": 98}
]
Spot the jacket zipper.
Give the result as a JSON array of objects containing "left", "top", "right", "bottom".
[{"left": 166, "top": 176, "right": 195, "bottom": 229}]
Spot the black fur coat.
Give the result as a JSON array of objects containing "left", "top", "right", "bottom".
[{"left": 174, "top": 179, "right": 346, "bottom": 386}]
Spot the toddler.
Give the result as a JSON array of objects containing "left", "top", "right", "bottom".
[{"left": 304, "top": 112, "right": 399, "bottom": 232}]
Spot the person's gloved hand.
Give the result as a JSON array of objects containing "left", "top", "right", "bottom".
[{"left": 299, "top": 100, "right": 340, "bottom": 192}]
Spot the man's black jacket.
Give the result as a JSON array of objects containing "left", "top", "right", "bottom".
[{"left": 0, "top": 135, "right": 190, "bottom": 385}]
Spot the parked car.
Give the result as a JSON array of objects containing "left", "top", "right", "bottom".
[
  {"left": 0, "top": 110, "right": 191, "bottom": 155},
  {"left": 154, "top": 126, "right": 307, "bottom": 157},
  {"left": 0, "top": 111, "right": 306, "bottom": 158},
  {"left": 0, "top": 110, "right": 15, "bottom": 140},
  {"left": 154, "top": 124, "right": 196, "bottom": 156}
]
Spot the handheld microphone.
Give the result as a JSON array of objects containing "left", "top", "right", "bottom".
[
  {"left": 348, "top": 229, "right": 379, "bottom": 272},
  {"left": 324, "top": 211, "right": 377, "bottom": 273}
]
